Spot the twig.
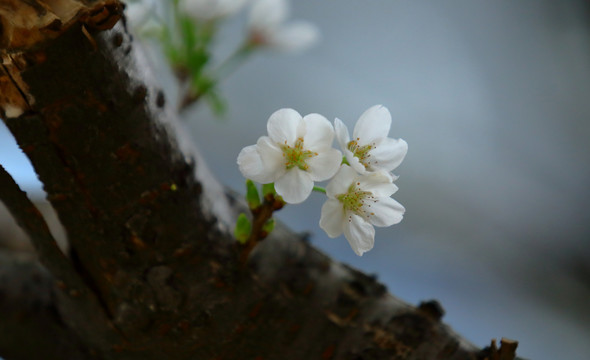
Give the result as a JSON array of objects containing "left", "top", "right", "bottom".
[{"left": 239, "top": 193, "right": 284, "bottom": 265}]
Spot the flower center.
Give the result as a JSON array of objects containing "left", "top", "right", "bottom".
[
  {"left": 337, "top": 183, "right": 375, "bottom": 218},
  {"left": 281, "top": 137, "right": 317, "bottom": 171},
  {"left": 347, "top": 139, "right": 374, "bottom": 168}
]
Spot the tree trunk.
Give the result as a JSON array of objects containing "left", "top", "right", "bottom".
[{"left": 0, "top": 1, "right": 518, "bottom": 359}]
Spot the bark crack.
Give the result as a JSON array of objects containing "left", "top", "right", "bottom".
[{"left": 0, "top": 61, "right": 33, "bottom": 118}]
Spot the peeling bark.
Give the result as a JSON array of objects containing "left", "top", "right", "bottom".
[{"left": 0, "top": 1, "right": 520, "bottom": 359}]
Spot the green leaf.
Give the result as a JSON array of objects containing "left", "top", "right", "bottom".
[
  {"left": 246, "top": 179, "right": 261, "bottom": 210},
  {"left": 234, "top": 213, "right": 251, "bottom": 244},
  {"left": 205, "top": 90, "right": 227, "bottom": 116},
  {"left": 180, "top": 17, "right": 197, "bottom": 54},
  {"left": 194, "top": 75, "right": 214, "bottom": 93},
  {"left": 187, "top": 49, "right": 209, "bottom": 75}
]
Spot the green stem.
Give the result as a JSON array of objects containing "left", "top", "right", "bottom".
[
  {"left": 179, "top": 42, "right": 255, "bottom": 111},
  {"left": 214, "top": 42, "right": 256, "bottom": 79},
  {"left": 341, "top": 156, "right": 350, "bottom": 166},
  {"left": 239, "top": 194, "right": 285, "bottom": 266},
  {"left": 313, "top": 186, "right": 326, "bottom": 194}
]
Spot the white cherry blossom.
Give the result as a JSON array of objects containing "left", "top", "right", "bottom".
[
  {"left": 247, "top": 0, "right": 319, "bottom": 52},
  {"left": 180, "top": 0, "right": 247, "bottom": 22},
  {"left": 237, "top": 108, "right": 341, "bottom": 204},
  {"left": 335, "top": 105, "right": 408, "bottom": 177},
  {"left": 124, "top": 0, "right": 164, "bottom": 36},
  {"left": 319, "top": 165, "right": 405, "bottom": 256}
]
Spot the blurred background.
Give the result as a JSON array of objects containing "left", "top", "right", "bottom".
[{"left": 1, "top": 1, "right": 589, "bottom": 359}]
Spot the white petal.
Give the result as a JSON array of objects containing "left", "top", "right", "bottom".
[
  {"left": 217, "top": 0, "right": 247, "bottom": 18},
  {"left": 302, "top": 113, "right": 334, "bottom": 150},
  {"left": 388, "top": 172, "right": 399, "bottom": 181},
  {"left": 275, "top": 169, "right": 313, "bottom": 204},
  {"left": 319, "top": 199, "right": 345, "bottom": 238},
  {"left": 353, "top": 105, "right": 391, "bottom": 144},
  {"left": 347, "top": 153, "right": 368, "bottom": 175},
  {"left": 334, "top": 118, "right": 350, "bottom": 151},
  {"left": 268, "top": 21, "right": 320, "bottom": 52},
  {"left": 357, "top": 172, "right": 398, "bottom": 198},
  {"left": 343, "top": 214, "right": 375, "bottom": 256},
  {"left": 366, "top": 197, "right": 405, "bottom": 227},
  {"left": 369, "top": 138, "right": 408, "bottom": 172},
  {"left": 307, "top": 148, "right": 342, "bottom": 181},
  {"left": 126, "top": 1, "right": 152, "bottom": 24},
  {"left": 180, "top": 0, "right": 245, "bottom": 21},
  {"left": 267, "top": 108, "right": 302, "bottom": 144},
  {"left": 237, "top": 145, "right": 265, "bottom": 181},
  {"left": 295, "top": 115, "right": 307, "bottom": 139},
  {"left": 257, "top": 136, "right": 286, "bottom": 180},
  {"left": 325, "top": 165, "right": 356, "bottom": 198},
  {"left": 249, "top": 0, "right": 287, "bottom": 32}
]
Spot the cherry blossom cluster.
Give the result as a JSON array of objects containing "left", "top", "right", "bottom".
[
  {"left": 178, "top": 0, "right": 319, "bottom": 52},
  {"left": 124, "top": 0, "right": 318, "bottom": 112},
  {"left": 237, "top": 105, "right": 408, "bottom": 256}
]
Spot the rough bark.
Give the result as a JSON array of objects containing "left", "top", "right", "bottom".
[
  {"left": 0, "top": 250, "right": 98, "bottom": 360},
  {"left": 0, "top": 1, "right": 519, "bottom": 359}
]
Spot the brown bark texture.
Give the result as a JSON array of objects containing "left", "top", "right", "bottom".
[{"left": 0, "top": 1, "right": 521, "bottom": 359}]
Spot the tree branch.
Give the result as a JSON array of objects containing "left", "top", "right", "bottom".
[
  {"left": 0, "top": 250, "right": 100, "bottom": 360},
  {"left": 0, "top": 164, "right": 123, "bottom": 353},
  {"left": 0, "top": 1, "right": 520, "bottom": 359},
  {"left": 0, "top": 163, "right": 83, "bottom": 298}
]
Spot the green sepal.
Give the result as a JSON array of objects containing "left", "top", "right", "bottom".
[
  {"left": 234, "top": 213, "right": 251, "bottom": 244},
  {"left": 262, "top": 183, "right": 276, "bottom": 197},
  {"left": 245, "top": 179, "right": 261, "bottom": 210},
  {"left": 261, "top": 218, "right": 275, "bottom": 237},
  {"left": 341, "top": 155, "right": 350, "bottom": 166}
]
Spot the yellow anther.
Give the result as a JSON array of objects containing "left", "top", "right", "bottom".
[{"left": 280, "top": 138, "right": 316, "bottom": 171}]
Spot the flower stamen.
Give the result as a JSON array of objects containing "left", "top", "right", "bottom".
[
  {"left": 347, "top": 138, "right": 374, "bottom": 169},
  {"left": 281, "top": 137, "right": 317, "bottom": 171},
  {"left": 336, "top": 184, "right": 374, "bottom": 219}
]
